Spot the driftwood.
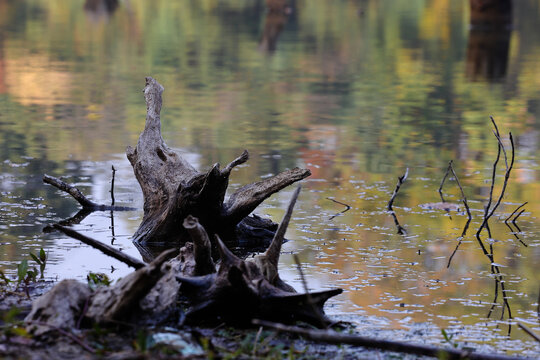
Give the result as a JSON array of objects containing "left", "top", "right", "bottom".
[
  {"left": 26, "top": 187, "right": 342, "bottom": 333},
  {"left": 253, "top": 319, "right": 530, "bottom": 360},
  {"left": 25, "top": 248, "right": 178, "bottom": 333},
  {"left": 43, "top": 174, "right": 134, "bottom": 211},
  {"left": 126, "top": 77, "right": 310, "bottom": 246},
  {"left": 176, "top": 186, "right": 342, "bottom": 327},
  {"left": 53, "top": 224, "right": 145, "bottom": 269},
  {"left": 42, "top": 77, "right": 309, "bottom": 256}
]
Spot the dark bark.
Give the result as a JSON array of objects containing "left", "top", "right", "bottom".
[{"left": 175, "top": 189, "right": 341, "bottom": 327}]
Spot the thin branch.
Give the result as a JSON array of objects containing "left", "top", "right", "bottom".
[
  {"left": 252, "top": 319, "right": 523, "bottom": 360},
  {"left": 110, "top": 210, "right": 116, "bottom": 244},
  {"left": 438, "top": 161, "right": 452, "bottom": 203},
  {"left": 447, "top": 199, "right": 472, "bottom": 268},
  {"left": 504, "top": 219, "right": 527, "bottom": 247},
  {"left": 446, "top": 161, "right": 472, "bottom": 268},
  {"left": 387, "top": 168, "right": 408, "bottom": 211},
  {"left": 42, "top": 209, "right": 92, "bottom": 233},
  {"left": 487, "top": 276, "right": 499, "bottom": 319},
  {"left": 326, "top": 197, "right": 351, "bottom": 220},
  {"left": 504, "top": 202, "right": 527, "bottom": 224},
  {"left": 475, "top": 119, "right": 515, "bottom": 261},
  {"left": 43, "top": 174, "right": 100, "bottom": 209},
  {"left": 493, "top": 264, "right": 513, "bottom": 323},
  {"left": 293, "top": 254, "right": 327, "bottom": 329},
  {"left": 512, "top": 209, "right": 525, "bottom": 229},
  {"left": 449, "top": 163, "right": 471, "bottom": 230},
  {"left": 26, "top": 321, "right": 96, "bottom": 354},
  {"left": 44, "top": 174, "right": 135, "bottom": 211},
  {"left": 518, "top": 322, "right": 540, "bottom": 343},
  {"left": 110, "top": 165, "right": 116, "bottom": 206},
  {"left": 53, "top": 224, "right": 145, "bottom": 269},
  {"left": 387, "top": 168, "right": 409, "bottom": 235}
]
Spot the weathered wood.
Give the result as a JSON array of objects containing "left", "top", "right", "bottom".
[
  {"left": 253, "top": 319, "right": 527, "bottom": 360},
  {"left": 85, "top": 248, "right": 177, "bottom": 324},
  {"left": 175, "top": 190, "right": 341, "bottom": 328},
  {"left": 54, "top": 224, "right": 145, "bottom": 269},
  {"left": 43, "top": 174, "right": 135, "bottom": 211},
  {"left": 126, "top": 77, "right": 310, "bottom": 246},
  {"left": 25, "top": 279, "right": 91, "bottom": 336}
]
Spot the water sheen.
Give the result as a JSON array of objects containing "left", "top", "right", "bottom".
[{"left": 1, "top": 0, "right": 539, "bottom": 356}]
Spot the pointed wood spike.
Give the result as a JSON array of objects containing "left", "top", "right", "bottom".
[
  {"left": 265, "top": 186, "right": 301, "bottom": 267},
  {"left": 215, "top": 234, "right": 240, "bottom": 267}
]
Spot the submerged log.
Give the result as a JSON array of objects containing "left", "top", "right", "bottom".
[{"left": 126, "top": 77, "right": 310, "bottom": 246}]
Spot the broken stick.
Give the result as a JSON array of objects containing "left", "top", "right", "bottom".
[
  {"left": 43, "top": 174, "right": 135, "bottom": 211},
  {"left": 253, "top": 319, "right": 530, "bottom": 360},
  {"left": 54, "top": 224, "right": 145, "bottom": 269}
]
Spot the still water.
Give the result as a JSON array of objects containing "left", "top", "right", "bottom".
[{"left": 1, "top": 0, "right": 539, "bottom": 356}]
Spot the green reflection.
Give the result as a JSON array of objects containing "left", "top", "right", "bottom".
[{"left": 0, "top": 0, "right": 540, "bottom": 355}]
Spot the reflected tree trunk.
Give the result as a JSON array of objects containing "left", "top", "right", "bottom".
[
  {"left": 469, "top": 0, "right": 512, "bottom": 29},
  {"left": 84, "top": 0, "right": 119, "bottom": 20},
  {"left": 466, "top": 0, "right": 512, "bottom": 82},
  {"left": 466, "top": 29, "right": 510, "bottom": 81},
  {"left": 259, "top": 0, "right": 291, "bottom": 53}
]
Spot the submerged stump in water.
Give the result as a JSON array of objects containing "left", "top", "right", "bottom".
[
  {"left": 29, "top": 77, "right": 339, "bottom": 333},
  {"left": 126, "top": 77, "right": 310, "bottom": 248}
]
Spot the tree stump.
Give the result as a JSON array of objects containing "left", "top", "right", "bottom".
[{"left": 126, "top": 77, "right": 310, "bottom": 247}]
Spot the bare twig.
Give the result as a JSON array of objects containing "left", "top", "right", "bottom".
[
  {"left": 387, "top": 168, "right": 409, "bottom": 235},
  {"left": 504, "top": 202, "right": 527, "bottom": 224},
  {"left": 27, "top": 321, "right": 96, "bottom": 353},
  {"left": 252, "top": 326, "right": 263, "bottom": 357},
  {"left": 503, "top": 205, "right": 527, "bottom": 246},
  {"left": 53, "top": 224, "right": 145, "bottom": 269},
  {"left": 252, "top": 319, "right": 525, "bottom": 360},
  {"left": 43, "top": 174, "right": 101, "bottom": 209},
  {"left": 110, "top": 165, "right": 116, "bottom": 206},
  {"left": 293, "top": 254, "right": 327, "bottom": 328},
  {"left": 475, "top": 118, "right": 515, "bottom": 261},
  {"left": 110, "top": 210, "right": 116, "bottom": 244},
  {"left": 446, "top": 161, "right": 472, "bottom": 268},
  {"left": 504, "top": 219, "right": 527, "bottom": 247},
  {"left": 487, "top": 276, "right": 500, "bottom": 319},
  {"left": 388, "top": 168, "right": 408, "bottom": 211},
  {"left": 517, "top": 322, "right": 540, "bottom": 343},
  {"left": 326, "top": 197, "right": 351, "bottom": 220},
  {"left": 43, "top": 174, "right": 135, "bottom": 211},
  {"left": 438, "top": 161, "right": 452, "bottom": 202},
  {"left": 494, "top": 264, "right": 513, "bottom": 324},
  {"left": 42, "top": 209, "right": 93, "bottom": 233},
  {"left": 449, "top": 163, "right": 471, "bottom": 230},
  {"left": 512, "top": 209, "right": 525, "bottom": 229},
  {"left": 447, "top": 200, "right": 473, "bottom": 268}
]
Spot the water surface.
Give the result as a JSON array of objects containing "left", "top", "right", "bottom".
[{"left": 1, "top": 0, "right": 539, "bottom": 356}]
